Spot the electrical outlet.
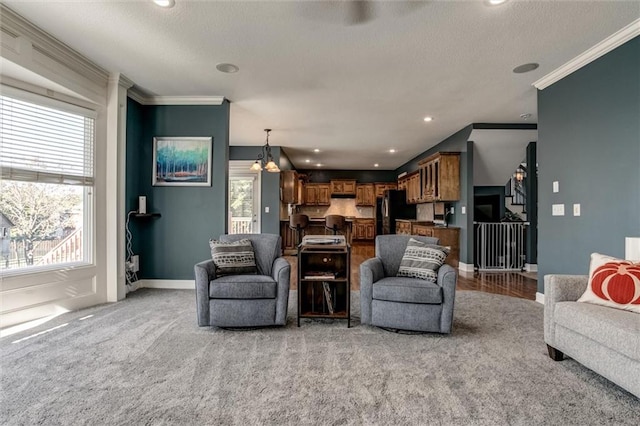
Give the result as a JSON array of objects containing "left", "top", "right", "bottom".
[{"left": 132, "top": 255, "right": 139, "bottom": 272}]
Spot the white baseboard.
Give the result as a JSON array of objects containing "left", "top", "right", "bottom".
[
  {"left": 536, "top": 292, "right": 545, "bottom": 305},
  {"left": 458, "top": 262, "right": 474, "bottom": 273},
  {"left": 136, "top": 279, "right": 194, "bottom": 290},
  {"left": 525, "top": 263, "right": 538, "bottom": 273}
]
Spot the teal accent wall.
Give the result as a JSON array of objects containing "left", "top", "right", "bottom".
[
  {"left": 395, "top": 126, "right": 475, "bottom": 264},
  {"left": 538, "top": 37, "right": 640, "bottom": 293},
  {"left": 126, "top": 100, "right": 230, "bottom": 280},
  {"left": 229, "top": 146, "right": 282, "bottom": 235}
]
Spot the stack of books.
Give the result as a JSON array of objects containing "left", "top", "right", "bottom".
[{"left": 303, "top": 271, "right": 338, "bottom": 280}]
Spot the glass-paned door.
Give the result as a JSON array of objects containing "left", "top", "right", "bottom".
[{"left": 229, "top": 165, "right": 260, "bottom": 234}]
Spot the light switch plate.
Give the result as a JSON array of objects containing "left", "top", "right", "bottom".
[
  {"left": 553, "top": 181, "right": 559, "bottom": 193},
  {"left": 552, "top": 204, "right": 565, "bottom": 216},
  {"left": 573, "top": 203, "right": 581, "bottom": 216},
  {"left": 461, "top": 206, "right": 466, "bottom": 215},
  {"left": 265, "top": 206, "right": 270, "bottom": 213}
]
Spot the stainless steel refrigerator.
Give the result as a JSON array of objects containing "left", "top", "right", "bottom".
[{"left": 380, "top": 190, "right": 417, "bottom": 234}]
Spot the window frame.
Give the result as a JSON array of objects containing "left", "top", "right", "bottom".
[{"left": 0, "top": 85, "right": 96, "bottom": 277}]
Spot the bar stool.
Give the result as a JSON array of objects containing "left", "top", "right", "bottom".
[
  {"left": 289, "top": 214, "right": 309, "bottom": 248},
  {"left": 325, "top": 215, "right": 346, "bottom": 235}
]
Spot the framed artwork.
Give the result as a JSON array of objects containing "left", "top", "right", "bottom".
[{"left": 152, "top": 137, "right": 212, "bottom": 186}]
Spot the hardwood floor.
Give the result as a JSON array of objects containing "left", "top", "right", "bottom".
[{"left": 285, "top": 241, "right": 538, "bottom": 301}]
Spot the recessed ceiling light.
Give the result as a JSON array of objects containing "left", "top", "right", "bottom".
[
  {"left": 153, "top": 0, "right": 175, "bottom": 8},
  {"left": 389, "top": 149, "right": 396, "bottom": 153},
  {"left": 316, "top": 163, "right": 322, "bottom": 167},
  {"left": 374, "top": 163, "right": 379, "bottom": 168},
  {"left": 313, "top": 149, "right": 320, "bottom": 153},
  {"left": 305, "top": 159, "right": 311, "bottom": 163},
  {"left": 423, "top": 116, "right": 433, "bottom": 122},
  {"left": 216, "top": 63, "right": 239, "bottom": 73},
  {"left": 487, "top": 0, "right": 508, "bottom": 5},
  {"left": 513, "top": 63, "right": 539, "bottom": 74}
]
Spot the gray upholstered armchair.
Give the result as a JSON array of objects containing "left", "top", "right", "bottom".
[
  {"left": 194, "top": 233, "right": 291, "bottom": 328},
  {"left": 360, "top": 235, "right": 458, "bottom": 333}
]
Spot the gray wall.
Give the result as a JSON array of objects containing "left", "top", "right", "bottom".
[
  {"left": 126, "top": 101, "right": 230, "bottom": 280},
  {"left": 229, "top": 146, "right": 283, "bottom": 235},
  {"left": 537, "top": 36, "right": 640, "bottom": 293},
  {"left": 395, "top": 126, "right": 475, "bottom": 264}
]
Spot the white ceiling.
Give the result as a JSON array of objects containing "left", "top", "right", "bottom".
[{"left": 3, "top": 1, "right": 639, "bottom": 170}]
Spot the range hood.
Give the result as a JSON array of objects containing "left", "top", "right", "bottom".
[{"left": 330, "top": 193, "right": 356, "bottom": 199}]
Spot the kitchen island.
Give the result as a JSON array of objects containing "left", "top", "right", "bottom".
[{"left": 280, "top": 217, "right": 356, "bottom": 254}]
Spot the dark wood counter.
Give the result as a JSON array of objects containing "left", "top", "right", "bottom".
[{"left": 280, "top": 219, "right": 356, "bottom": 254}]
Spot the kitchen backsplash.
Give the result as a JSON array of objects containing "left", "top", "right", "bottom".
[
  {"left": 417, "top": 203, "right": 435, "bottom": 221},
  {"left": 288, "top": 199, "right": 374, "bottom": 219}
]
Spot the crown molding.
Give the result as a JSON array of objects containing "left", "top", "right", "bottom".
[
  {"left": 145, "top": 95, "right": 225, "bottom": 105},
  {"left": 126, "top": 86, "right": 148, "bottom": 105},
  {"left": 126, "top": 89, "right": 225, "bottom": 106},
  {"left": 0, "top": 4, "right": 109, "bottom": 86},
  {"left": 109, "top": 73, "right": 134, "bottom": 90},
  {"left": 534, "top": 18, "right": 640, "bottom": 90}
]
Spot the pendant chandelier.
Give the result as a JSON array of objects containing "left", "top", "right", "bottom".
[{"left": 250, "top": 129, "right": 280, "bottom": 173}]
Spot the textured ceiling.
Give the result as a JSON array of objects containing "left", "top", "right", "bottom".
[{"left": 3, "top": 1, "right": 639, "bottom": 170}]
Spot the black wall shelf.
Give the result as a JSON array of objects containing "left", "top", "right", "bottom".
[{"left": 133, "top": 213, "right": 161, "bottom": 219}]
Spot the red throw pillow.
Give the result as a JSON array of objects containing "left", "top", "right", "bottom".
[{"left": 577, "top": 253, "right": 640, "bottom": 313}]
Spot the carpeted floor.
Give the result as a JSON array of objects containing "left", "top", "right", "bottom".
[{"left": 1, "top": 289, "right": 638, "bottom": 425}]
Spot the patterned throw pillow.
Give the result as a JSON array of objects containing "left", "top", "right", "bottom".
[
  {"left": 209, "top": 239, "right": 257, "bottom": 276},
  {"left": 397, "top": 238, "right": 450, "bottom": 282},
  {"left": 577, "top": 252, "right": 640, "bottom": 314}
]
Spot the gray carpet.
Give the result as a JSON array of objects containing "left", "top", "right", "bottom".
[{"left": 1, "top": 289, "right": 638, "bottom": 425}]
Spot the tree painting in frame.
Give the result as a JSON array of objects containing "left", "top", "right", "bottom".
[{"left": 153, "top": 137, "right": 212, "bottom": 186}]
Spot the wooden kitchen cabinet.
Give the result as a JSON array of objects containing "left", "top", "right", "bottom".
[
  {"left": 304, "top": 183, "right": 331, "bottom": 206},
  {"left": 330, "top": 179, "right": 357, "bottom": 195},
  {"left": 365, "top": 222, "right": 375, "bottom": 239},
  {"left": 419, "top": 152, "right": 460, "bottom": 202},
  {"left": 374, "top": 182, "right": 397, "bottom": 198},
  {"left": 353, "top": 218, "right": 375, "bottom": 240},
  {"left": 280, "top": 170, "right": 301, "bottom": 204},
  {"left": 404, "top": 171, "right": 421, "bottom": 204},
  {"left": 356, "top": 184, "right": 375, "bottom": 206},
  {"left": 395, "top": 220, "right": 412, "bottom": 235},
  {"left": 317, "top": 185, "right": 330, "bottom": 205},
  {"left": 397, "top": 175, "right": 408, "bottom": 192}
]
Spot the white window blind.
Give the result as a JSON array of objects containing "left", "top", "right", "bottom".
[{"left": 0, "top": 94, "right": 95, "bottom": 186}]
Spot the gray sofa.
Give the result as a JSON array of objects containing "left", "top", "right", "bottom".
[
  {"left": 360, "top": 235, "right": 457, "bottom": 333},
  {"left": 544, "top": 274, "right": 640, "bottom": 398},
  {"left": 194, "top": 233, "right": 290, "bottom": 328}
]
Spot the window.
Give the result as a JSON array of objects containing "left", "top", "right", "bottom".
[{"left": 0, "top": 89, "right": 94, "bottom": 272}]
